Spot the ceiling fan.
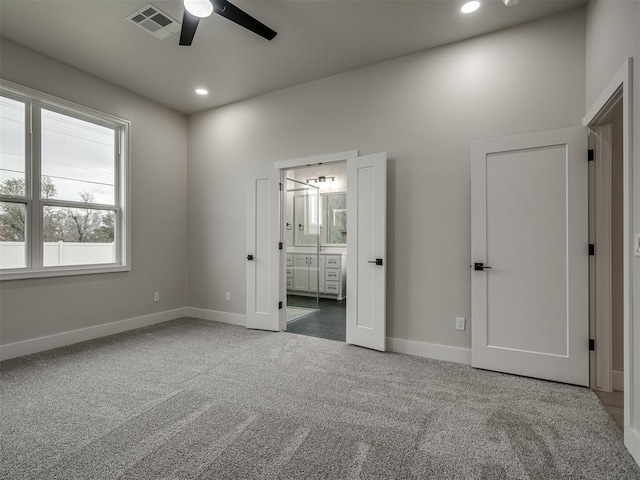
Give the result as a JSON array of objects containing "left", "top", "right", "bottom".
[{"left": 180, "top": 0, "right": 277, "bottom": 45}]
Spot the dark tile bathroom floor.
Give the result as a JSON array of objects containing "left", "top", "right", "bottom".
[{"left": 286, "top": 295, "right": 346, "bottom": 342}]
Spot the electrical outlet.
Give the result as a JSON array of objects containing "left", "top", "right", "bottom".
[
  {"left": 635, "top": 234, "right": 640, "bottom": 257},
  {"left": 456, "top": 317, "right": 466, "bottom": 331},
  {"left": 153, "top": 291, "right": 160, "bottom": 302},
  {"left": 225, "top": 292, "right": 231, "bottom": 302}
]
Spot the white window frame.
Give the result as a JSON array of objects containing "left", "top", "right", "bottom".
[{"left": 0, "top": 79, "right": 131, "bottom": 280}]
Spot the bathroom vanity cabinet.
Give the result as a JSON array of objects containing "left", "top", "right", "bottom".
[{"left": 286, "top": 252, "right": 346, "bottom": 300}]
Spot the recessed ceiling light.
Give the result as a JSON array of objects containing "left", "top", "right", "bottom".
[
  {"left": 184, "top": 0, "right": 213, "bottom": 18},
  {"left": 461, "top": 1, "right": 481, "bottom": 14},
  {"left": 195, "top": 88, "right": 208, "bottom": 95}
]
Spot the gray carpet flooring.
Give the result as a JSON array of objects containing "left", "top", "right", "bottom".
[{"left": 1, "top": 317, "right": 638, "bottom": 479}]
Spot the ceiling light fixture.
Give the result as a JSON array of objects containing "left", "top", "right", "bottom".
[
  {"left": 195, "top": 88, "right": 209, "bottom": 95},
  {"left": 461, "top": 1, "right": 481, "bottom": 14},
  {"left": 184, "top": 0, "right": 213, "bottom": 18}
]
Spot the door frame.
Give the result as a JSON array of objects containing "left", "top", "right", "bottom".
[
  {"left": 589, "top": 122, "right": 615, "bottom": 392},
  {"left": 583, "top": 58, "right": 638, "bottom": 463},
  {"left": 273, "top": 150, "right": 359, "bottom": 332}
]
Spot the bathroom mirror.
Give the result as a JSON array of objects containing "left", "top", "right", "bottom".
[
  {"left": 325, "top": 193, "right": 347, "bottom": 245},
  {"left": 294, "top": 192, "right": 347, "bottom": 246}
]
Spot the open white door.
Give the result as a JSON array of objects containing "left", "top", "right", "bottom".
[
  {"left": 346, "top": 152, "right": 387, "bottom": 351},
  {"left": 246, "top": 168, "right": 281, "bottom": 331},
  {"left": 471, "top": 127, "right": 589, "bottom": 385}
]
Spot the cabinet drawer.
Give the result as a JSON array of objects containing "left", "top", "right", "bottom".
[
  {"left": 286, "top": 278, "right": 293, "bottom": 289},
  {"left": 325, "top": 255, "right": 342, "bottom": 269},
  {"left": 325, "top": 281, "right": 340, "bottom": 294},
  {"left": 325, "top": 269, "right": 340, "bottom": 281},
  {"left": 286, "top": 267, "right": 294, "bottom": 278},
  {"left": 286, "top": 255, "right": 294, "bottom": 266}
]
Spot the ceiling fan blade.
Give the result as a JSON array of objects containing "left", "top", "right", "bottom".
[
  {"left": 212, "top": 0, "right": 277, "bottom": 41},
  {"left": 179, "top": 10, "right": 200, "bottom": 46}
]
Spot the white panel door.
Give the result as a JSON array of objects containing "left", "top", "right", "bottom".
[
  {"left": 346, "top": 152, "right": 387, "bottom": 351},
  {"left": 471, "top": 127, "right": 588, "bottom": 385},
  {"left": 246, "top": 169, "right": 281, "bottom": 331}
]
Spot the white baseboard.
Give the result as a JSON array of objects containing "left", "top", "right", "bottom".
[
  {"left": 386, "top": 337, "right": 471, "bottom": 365},
  {"left": 1, "top": 307, "right": 470, "bottom": 367},
  {"left": 186, "top": 307, "right": 246, "bottom": 327},
  {"left": 612, "top": 370, "right": 624, "bottom": 391},
  {"left": 0, "top": 307, "right": 187, "bottom": 361}
]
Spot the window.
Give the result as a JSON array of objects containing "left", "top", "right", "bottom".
[{"left": 0, "top": 80, "right": 130, "bottom": 280}]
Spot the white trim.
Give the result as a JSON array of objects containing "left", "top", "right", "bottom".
[
  {"left": 0, "top": 307, "right": 186, "bottom": 361},
  {"left": 187, "top": 309, "right": 471, "bottom": 364},
  {"left": 627, "top": 430, "right": 640, "bottom": 468},
  {"left": 613, "top": 370, "right": 625, "bottom": 392},
  {"left": 386, "top": 337, "right": 471, "bottom": 365},
  {"left": 583, "top": 57, "right": 638, "bottom": 466},
  {"left": 186, "top": 307, "right": 246, "bottom": 326},
  {"left": 0, "top": 264, "right": 131, "bottom": 281},
  {"left": 273, "top": 150, "right": 358, "bottom": 170},
  {"left": 584, "top": 70, "right": 626, "bottom": 127},
  {"left": 275, "top": 150, "right": 358, "bottom": 344},
  {"left": 592, "top": 124, "right": 614, "bottom": 392}
]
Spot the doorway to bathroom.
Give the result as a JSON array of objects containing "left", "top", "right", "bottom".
[{"left": 284, "top": 163, "right": 347, "bottom": 342}]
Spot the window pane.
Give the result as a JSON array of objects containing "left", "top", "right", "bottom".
[
  {"left": 43, "top": 206, "right": 115, "bottom": 266},
  {"left": 41, "top": 109, "right": 115, "bottom": 205},
  {"left": 0, "top": 201, "right": 27, "bottom": 269},
  {"left": 0, "top": 97, "right": 26, "bottom": 197}
]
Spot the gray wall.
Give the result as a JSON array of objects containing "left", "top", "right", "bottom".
[
  {"left": 0, "top": 40, "right": 188, "bottom": 345},
  {"left": 187, "top": 9, "right": 586, "bottom": 349}
]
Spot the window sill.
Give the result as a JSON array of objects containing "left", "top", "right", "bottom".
[{"left": 0, "top": 264, "right": 130, "bottom": 281}]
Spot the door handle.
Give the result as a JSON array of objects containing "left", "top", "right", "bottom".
[
  {"left": 368, "top": 259, "right": 383, "bottom": 266},
  {"left": 247, "top": 254, "right": 254, "bottom": 261},
  {"left": 473, "top": 262, "right": 491, "bottom": 271}
]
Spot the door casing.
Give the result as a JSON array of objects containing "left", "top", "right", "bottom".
[
  {"left": 274, "top": 151, "right": 359, "bottom": 332},
  {"left": 583, "top": 58, "right": 638, "bottom": 465}
]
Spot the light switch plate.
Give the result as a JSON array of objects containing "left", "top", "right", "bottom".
[
  {"left": 635, "top": 234, "right": 640, "bottom": 257},
  {"left": 456, "top": 317, "right": 466, "bottom": 331}
]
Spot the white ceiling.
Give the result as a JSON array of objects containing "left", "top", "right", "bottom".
[{"left": 0, "top": 0, "right": 585, "bottom": 114}]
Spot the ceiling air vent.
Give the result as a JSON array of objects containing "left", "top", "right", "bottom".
[{"left": 126, "top": 3, "right": 181, "bottom": 40}]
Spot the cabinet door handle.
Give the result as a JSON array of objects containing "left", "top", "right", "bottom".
[{"left": 368, "top": 259, "right": 383, "bottom": 266}]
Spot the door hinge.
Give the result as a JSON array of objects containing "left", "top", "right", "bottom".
[
  {"left": 278, "top": 242, "right": 283, "bottom": 250},
  {"left": 279, "top": 301, "right": 283, "bottom": 309},
  {"left": 589, "top": 244, "right": 595, "bottom": 256},
  {"left": 589, "top": 339, "right": 595, "bottom": 351},
  {"left": 279, "top": 182, "right": 283, "bottom": 191},
  {"left": 588, "top": 149, "right": 595, "bottom": 161}
]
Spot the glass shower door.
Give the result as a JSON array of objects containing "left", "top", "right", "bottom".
[{"left": 286, "top": 178, "right": 320, "bottom": 312}]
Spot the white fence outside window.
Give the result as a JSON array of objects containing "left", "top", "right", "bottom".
[{"left": 0, "top": 242, "right": 116, "bottom": 269}]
